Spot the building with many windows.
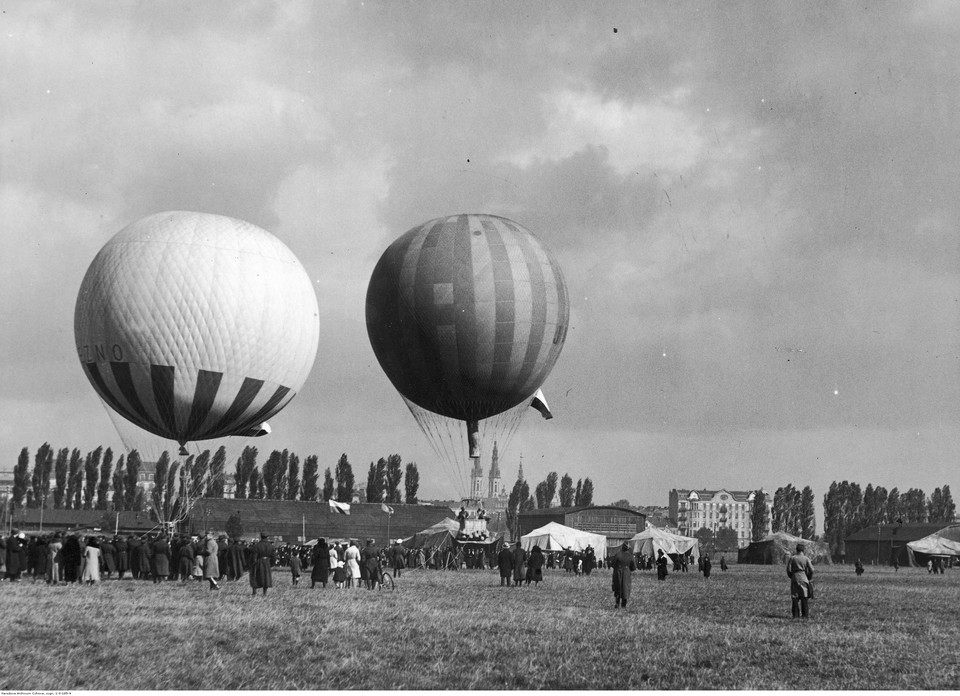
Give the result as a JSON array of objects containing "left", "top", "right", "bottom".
[{"left": 669, "top": 488, "right": 772, "bottom": 548}]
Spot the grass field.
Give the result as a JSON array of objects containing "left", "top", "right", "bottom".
[{"left": 3, "top": 563, "right": 960, "bottom": 690}]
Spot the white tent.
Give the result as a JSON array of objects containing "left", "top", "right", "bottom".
[
  {"left": 907, "top": 532, "right": 960, "bottom": 565},
  {"left": 628, "top": 527, "right": 700, "bottom": 563},
  {"left": 520, "top": 522, "right": 607, "bottom": 554}
]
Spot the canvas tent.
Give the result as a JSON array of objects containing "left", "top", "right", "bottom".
[
  {"left": 906, "top": 532, "right": 960, "bottom": 566},
  {"left": 627, "top": 527, "right": 700, "bottom": 564},
  {"left": 520, "top": 521, "right": 607, "bottom": 554},
  {"left": 404, "top": 518, "right": 460, "bottom": 550},
  {"left": 738, "top": 532, "right": 832, "bottom": 565}
]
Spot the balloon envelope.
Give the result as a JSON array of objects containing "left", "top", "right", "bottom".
[
  {"left": 366, "top": 214, "right": 569, "bottom": 423},
  {"left": 74, "top": 211, "right": 319, "bottom": 448}
]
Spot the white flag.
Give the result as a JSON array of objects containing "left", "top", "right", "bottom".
[{"left": 329, "top": 499, "right": 351, "bottom": 515}]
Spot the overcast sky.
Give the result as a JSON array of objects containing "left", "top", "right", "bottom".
[{"left": 2, "top": 1, "right": 959, "bottom": 510}]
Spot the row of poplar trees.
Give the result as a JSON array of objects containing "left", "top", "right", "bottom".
[
  {"left": 230, "top": 448, "right": 420, "bottom": 505},
  {"left": 821, "top": 481, "right": 956, "bottom": 557},
  {"left": 504, "top": 471, "right": 595, "bottom": 536},
  {"left": 11, "top": 443, "right": 421, "bottom": 518}
]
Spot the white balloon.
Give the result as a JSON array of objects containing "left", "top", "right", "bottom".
[{"left": 74, "top": 211, "right": 319, "bottom": 450}]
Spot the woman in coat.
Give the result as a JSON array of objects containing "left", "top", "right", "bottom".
[
  {"left": 202, "top": 532, "right": 220, "bottom": 590},
  {"left": 224, "top": 538, "right": 247, "bottom": 581},
  {"left": 611, "top": 542, "right": 637, "bottom": 608},
  {"left": 344, "top": 541, "right": 361, "bottom": 589},
  {"left": 81, "top": 537, "right": 102, "bottom": 585},
  {"left": 249, "top": 533, "right": 275, "bottom": 596},
  {"left": 526, "top": 545, "right": 545, "bottom": 585},
  {"left": 310, "top": 539, "right": 331, "bottom": 588}
]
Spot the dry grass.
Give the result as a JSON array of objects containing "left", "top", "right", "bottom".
[{"left": 2, "top": 563, "right": 960, "bottom": 690}]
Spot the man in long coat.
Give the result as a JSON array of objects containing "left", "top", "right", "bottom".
[
  {"left": 496, "top": 542, "right": 513, "bottom": 586},
  {"left": 152, "top": 533, "right": 171, "bottom": 583},
  {"left": 5, "top": 531, "right": 24, "bottom": 581},
  {"left": 249, "top": 532, "right": 275, "bottom": 596},
  {"left": 786, "top": 543, "right": 815, "bottom": 619},
  {"left": 310, "top": 539, "right": 330, "bottom": 588},
  {"left": 361, "top": 539, "right": 380, "bottom": 590},
  {"left": 177, "top": 536, "right": 194, "bottom": 583},
  {"left": 510, "top": 542, "right": 527, "bottom": 587},
  {"left": 611, "top": 542, "right": 637, "bottom": 608},
  {"left": 202, "top": 532, "right": 220, "bottom": 590},
  {"left": 224, "top": 538, "right": 247, "bottom": 581},
  {"left": 113, "top": 535, "right": 129, "bottom": 579}
]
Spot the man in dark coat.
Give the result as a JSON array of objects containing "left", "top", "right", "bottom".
[
  {"left": 656, "top": 549, "right": 669, "bottom": 581},
  {"left": 389, "top": 540, "right": 406, "bottom": 578},
  {"left": 224, "top": 538, "right": 247, "bottom": 581},
  {"left": 249, "top": 533, "right": 276, "bottom": 596},
  {"left": 311, "top": 539, "right": 330, "bottom": 588},
  {"left": 511, "top": 542, "right": 527, "bottom": 587},
  {"left": 99, "top": 537, "right": 116, "bottom": 579},
  {"left": 526, "top": 545, "right": 545, "bottom": 586},
  {"left": 496, "top": 543, "right": 513, "bottom": 586},
  {"left": 177, "top": 537, "right": 194, "bottom": 583},
  {"left": 702, "top": 555, "right": 712, "bottom": 579},
  {"left": 5, "top": 531, "right": 25, "bottom": 581},
  {"left": 114, "top": 535, "right": 129, "bottom": 579},
  {"left": 152, "top": 533, "right": 171, "bottom": 583},
  {"left": 611, "top": 542, "right": 637, "bottom": 608},
  {"left": 361, "top": 539, "right": 380, "bottom": 590},
  {"left": 61, "top": 534, "right": 82, "bottom": 582}
]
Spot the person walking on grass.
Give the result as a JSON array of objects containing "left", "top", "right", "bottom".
[
  {"left": 362, "top": 539, "right": 380, "bottom": 590},
  {"left": 526, "top": 545, "right": 545, "bottom": 586},
  {"left": 389, "top": 540, "right": 406, "bottom": 578},
  {"left": 786, "top": 543, "right": 814, "bottom": 619},
  {"left": 610, "top": 542, "right": 637, "bottom": 609},
  {"left": 345, "top": 540, "right": 361, "bottom": 590},
  {"left": 249, "top": 532, "right": 276, "bottom": 596},
  {"left": 702, "top": 555, "right": 712, "bottom": 579}
]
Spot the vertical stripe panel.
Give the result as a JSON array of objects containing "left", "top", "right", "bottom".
[
  {"left": 151, "top": 364, "right": 178, "bottom": 438},
  {"left": 507, "top": 219, "right": 548, "bottom": 396},
  {"left": 232, "top": 385, "right": 292, "bottom": 436},
  {"left": 469, "top": 216, "right": 496, "bottom": 392},
  {"left": 205, "top": 376, "right": 264, "bottom": 438},
  {"left": 452, "top": 215, "right": 477, "bottom": 402},
  {"left": 110, "top": 361, "right": 161, "bottom": 432},
  {"left": 185, "top": 369, "right": 223, "bottom": 440}
]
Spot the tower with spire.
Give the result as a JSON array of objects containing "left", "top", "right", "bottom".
[
  {"left": 487, "top": 441, "right": 503, "bottom": 498},
  {"left": 470, "top": 453, "right": 484, "bottom": 499}
]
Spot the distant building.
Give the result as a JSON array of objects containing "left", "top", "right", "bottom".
[
  {"left": 843, "top": 523, "right": 958, "bottom": 566},
  {"left": 669, "top": 488, "right": 772, "bottom": 548}
]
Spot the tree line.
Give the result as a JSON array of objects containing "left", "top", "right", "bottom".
[
  {"left": 9, "top": 443, "right": 420, "bottom": 518},
  {"left": 821, "top": 481, "right": 955, "bottom": 557},
  {"left": 504, "top": 471, "right": 595, "bottom": 536}
]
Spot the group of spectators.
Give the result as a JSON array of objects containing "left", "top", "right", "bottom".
[{"left": 0, "top": 528, "right": 277, "bottom": 595}]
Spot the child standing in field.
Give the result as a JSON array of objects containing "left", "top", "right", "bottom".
[
  {"left": 289, "top": 552, "right": 301, "bottom": 586},
  {"left": 333, "top": 561, "right": 346, "bottom": 589}
]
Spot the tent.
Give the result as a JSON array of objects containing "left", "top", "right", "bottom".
[
  {"left": 404, "top": 518, "right": 460, "bottom": 550},
  {"left": 520, "top": 521, "right": 606, "bottom": 554},
  {"left": 627, "top": 527, "right": 700, "bottom": 564},
  {"left": 906, "top": 532, "right": 960, "bottom": 566},
  {"left": 737, "top": 532, "right": 832, "bottom": 565}
]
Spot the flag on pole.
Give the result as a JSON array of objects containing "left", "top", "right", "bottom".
[
  {"left": 329, "top": 500, "right": 351, "bottom": 515},
  {"left": 380, "top": 503, "right": 394, "bottom": 515}
]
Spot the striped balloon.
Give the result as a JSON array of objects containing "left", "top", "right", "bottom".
[
  {"left": 74, "top": 211, "right": 320, "bottom": 451},
  {"left": 366, "top": 214, "right": 569, "bottom": 427}
]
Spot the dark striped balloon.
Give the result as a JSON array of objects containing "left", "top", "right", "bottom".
[{"left": 366, "top": 214, "right": 569, "bottom": 424}]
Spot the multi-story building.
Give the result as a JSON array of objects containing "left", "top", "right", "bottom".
[{"left": 669, "top": 488, "right": 772, "bottom": 548}]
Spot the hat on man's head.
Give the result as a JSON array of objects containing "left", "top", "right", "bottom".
[{"left": 260, "top": 532, "right": 269, "bottom": 539}]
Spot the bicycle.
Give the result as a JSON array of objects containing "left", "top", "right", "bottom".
[{"left": 377, "top": 567, "right": 395, "bottom": 590}]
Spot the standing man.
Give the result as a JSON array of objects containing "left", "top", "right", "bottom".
[
  {"left": 656, "top": 549, "right": 669, "bottom": 581},
  {"left": 361, "top": 539, "right": 380, "bottom": 590},
  {"left": 786, "top": 543, "right": 815, "bottom": 619},
  {"left": 511, "top": 541, "right": 527, "bottom": 587},
  {"left": 497, "top": 542, "right": 513, "bottom": 586},
  {"left": 610, "top": 542, "right": 637, "bottom": 608},
  {"left": 249, "top": 532, "right": 276, "bottom": 596},
  {"left": 389, "top": 540, "right": 406, "bottom": 579}
]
